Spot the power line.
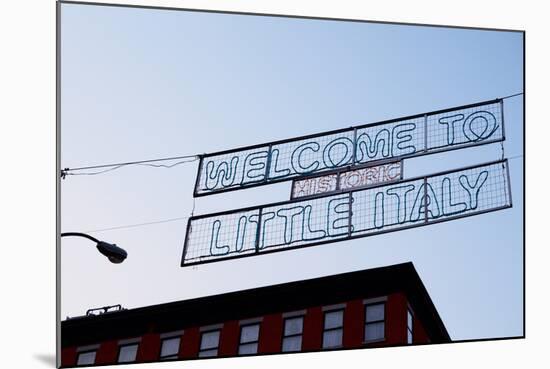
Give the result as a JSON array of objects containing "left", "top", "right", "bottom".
[
  {"left": 61, "top": 155, "right": 199, "bottom": 178},
  {"left": 61, "top": 92, "right": 523, "bottom": 179},
  {"left": 68, "top": 153, "right": 199, "bottom": 171},
  {"left": 63, "top": 164, "right": 131, "bottom": 177},
  {"left": 83, "top": 216, "right": 191, "bottom": 233},
  {"left": 76, "top": 155, "right": 524, "bottom": 234},
  {"left": 507, "top": 154, "right": 523, "bottom": 160},
  {"left": 502, "top": 92, "right": 524, "bottom": 100}
]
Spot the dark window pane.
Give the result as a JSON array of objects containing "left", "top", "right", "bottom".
[
  {"left": 118, "top": 344, "right": 138, "bottom": 363},
  {"left": 365, "top": 321, "right": 385, "bottom": 341},
  {"left": 160, "top": 337, "right": 180, "bottom": 358},
  {"left": 324, "top": 310, "right": 344, "bottom": 329},
  {"left": 284, "top": 317, "right": 303, "bottom": 336},
  {"left": 366, "top": 303, "right": 385, "bottom": 322},
  {"left": 240, "top": 324, "right": 260, "bottom": 343},
  {"left": 198, "top": 349, "right": 217, "bottom": 358},
  {"left": 238, "top": 343, "right": 258, "bottom": 355},
  {"left": 200, "top": 331, "right": 220, "bottom": 350},
  {"left": 322, "top": 329, "right": 343, "bottom": 348},
  {"left": 77, "top": 352, "right": 96, "bottom": 366},
  {"left": 282, "top": 336, "right": 302, "bottom": 352}
]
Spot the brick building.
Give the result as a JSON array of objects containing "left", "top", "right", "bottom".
[{"left": 61, "top": 262, "right": 450, "bottom": 367}]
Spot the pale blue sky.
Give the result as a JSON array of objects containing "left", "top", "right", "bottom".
[{"left": 60, "top": 3, "right": 523, "bottom": 341}]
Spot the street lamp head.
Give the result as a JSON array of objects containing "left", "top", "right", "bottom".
[{"left": 96, "top": 241, "right": 128, "bottom": 264}]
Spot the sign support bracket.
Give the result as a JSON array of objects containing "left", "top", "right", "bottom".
[{"left": 254, "top": 208, "right": 263, "bottom": 254}]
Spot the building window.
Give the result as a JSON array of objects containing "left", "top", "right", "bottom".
[
  {"left": 407, "top": 309, "right": 414, "bottom": 344},
  {"left": 117, "top": 343, "right": 139, "bottom": 363},
  {"left": 322, "top": 309, "right": 344, "bottom": 349},
  {"left": 76, "top": 351, "right": 96, "bottom": 366},
  {"left": 282, "top": 316, "right": 303, "bottom": 352},
  {"left": 199, "top": 330, "right": 220, "bottom": 357},
  {"left": 159, "top": 337, "right": 180, "bottom": 360},
  {"left": 365, "top": 303, "right": 385, "bottom": 342},
  {"left": 238, "top": 323, "right": 260, "bottom": 355}
]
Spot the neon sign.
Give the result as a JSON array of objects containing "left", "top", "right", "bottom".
[
  {"left": 182, "top": 160, "right": 511, "bottom": 266},
  {"left": 291, "top": 161, "right": 402, "bottom": 199},
  {"left": 194, "top": 99, "right": 504, "bottom": 197}
]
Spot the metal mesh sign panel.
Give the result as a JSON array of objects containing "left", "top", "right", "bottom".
[
  {"left": 182, "top": 160, "right": 511, "bottom": 266},
  {"left": 194, "top": 99, "right": 504, "bottom": 196}
]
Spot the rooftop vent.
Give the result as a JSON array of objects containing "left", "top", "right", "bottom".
[{"left": 86, "top": 304, "right": 126, "bottom": 316}]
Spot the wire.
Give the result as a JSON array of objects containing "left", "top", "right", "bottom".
[
  {"left": 79, "top": 153, "right": 523, "bottom": 234},
  {"left": 62, "top": 155, "right": 199, "bottom": 178},
  {"left": 61, "top": 92, "right": 523, "bottom": 179},
  {"left": 135, "top": 158, "right": 197, "bottom": 168},
  {"left": 502, "top": 92, "right": 524, "bottom": 100},
  {"left": 68, "top": 154, "right": 199, "bottom": 171},
  {"left": 507, "top": 154, "right": 523, "bottom": 160},
  {"left": 84, "top": 216, "right": 190, "bottom": 233},
  {"left": 63, "top": 164, "right": 129, "bottom": 176}
]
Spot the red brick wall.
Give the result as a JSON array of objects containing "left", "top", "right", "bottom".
[
  {"left": 136, "top": 333, "right": 160, "bottom": 362},
  {"left": 302, "top": 306, "right": 323, "bottom": 351},
  {"left": 385, "top": 293, "right": 408, "bottom": 345},
  {"left": 61, "top": 347, "right": 77, "bottom": 367},
  {"left": 343, "top": 299, "right": 364, "bottom": 348},
  {"left": 95, "top": 340, "right": 118, "bottom": 365},
  {"left": 258, "top": 313, "right": 283, "bottom": 353},
  {"left": 179, "top": 327, "right": 200, "bottom": 359},
  {"left": 63, "top": 292, "right": 441, "bottom": 364},
  {"left": 219, "top": 320, "right": 239, "bottom": 356}
]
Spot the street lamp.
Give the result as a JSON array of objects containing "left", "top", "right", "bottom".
[{"left": 61, "top": 232, "right": 128, "bottom": 264}]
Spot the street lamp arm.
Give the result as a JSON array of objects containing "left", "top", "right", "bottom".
[
  {"left": 61, "top": 232, "right": 100, "bottom": 243},
  {"left": 60, "top": 232, "right": 127, "bottom": 264}
]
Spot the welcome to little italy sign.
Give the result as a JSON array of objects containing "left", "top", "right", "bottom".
[{"left": 182, "top": 99, "right": 512, "bottom": 266}]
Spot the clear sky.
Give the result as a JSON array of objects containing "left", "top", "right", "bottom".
[{"left": 60, "top": 3, "right": 523, "bottom": 341}]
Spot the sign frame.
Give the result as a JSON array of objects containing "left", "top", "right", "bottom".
[
  {"left": 193, "top": 99, "right": 505, "bottom": 197},
  {"left": 182, "top": 158, "right": 512, "bottom": 267}
]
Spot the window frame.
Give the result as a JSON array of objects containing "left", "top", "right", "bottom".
[
  {"left": 159, "top": 336, "right": 181, "bottom": 361},
  {"left": 238, "top": 322, "right": 261, "bottom": 356},
  {"left": 198, "top": 328, "right": 221, "bottom": 358},
  {"left": 322, "top": 308, "right": 345, "bottom": 349},
  {"left": 407, "top": 308, "right": 414, "bottom": 344},
  {"left": 117, "top": 342, "right": 139, "bottom": 363},
  {"left": 281, "top": 315, "right": 305, "bottom": 353},
  {"left": 364, "top": 302, "right": 386, "bottom": 343},
  {"left": 76, "top": 350, "right": 97, "bottom": 366}
]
